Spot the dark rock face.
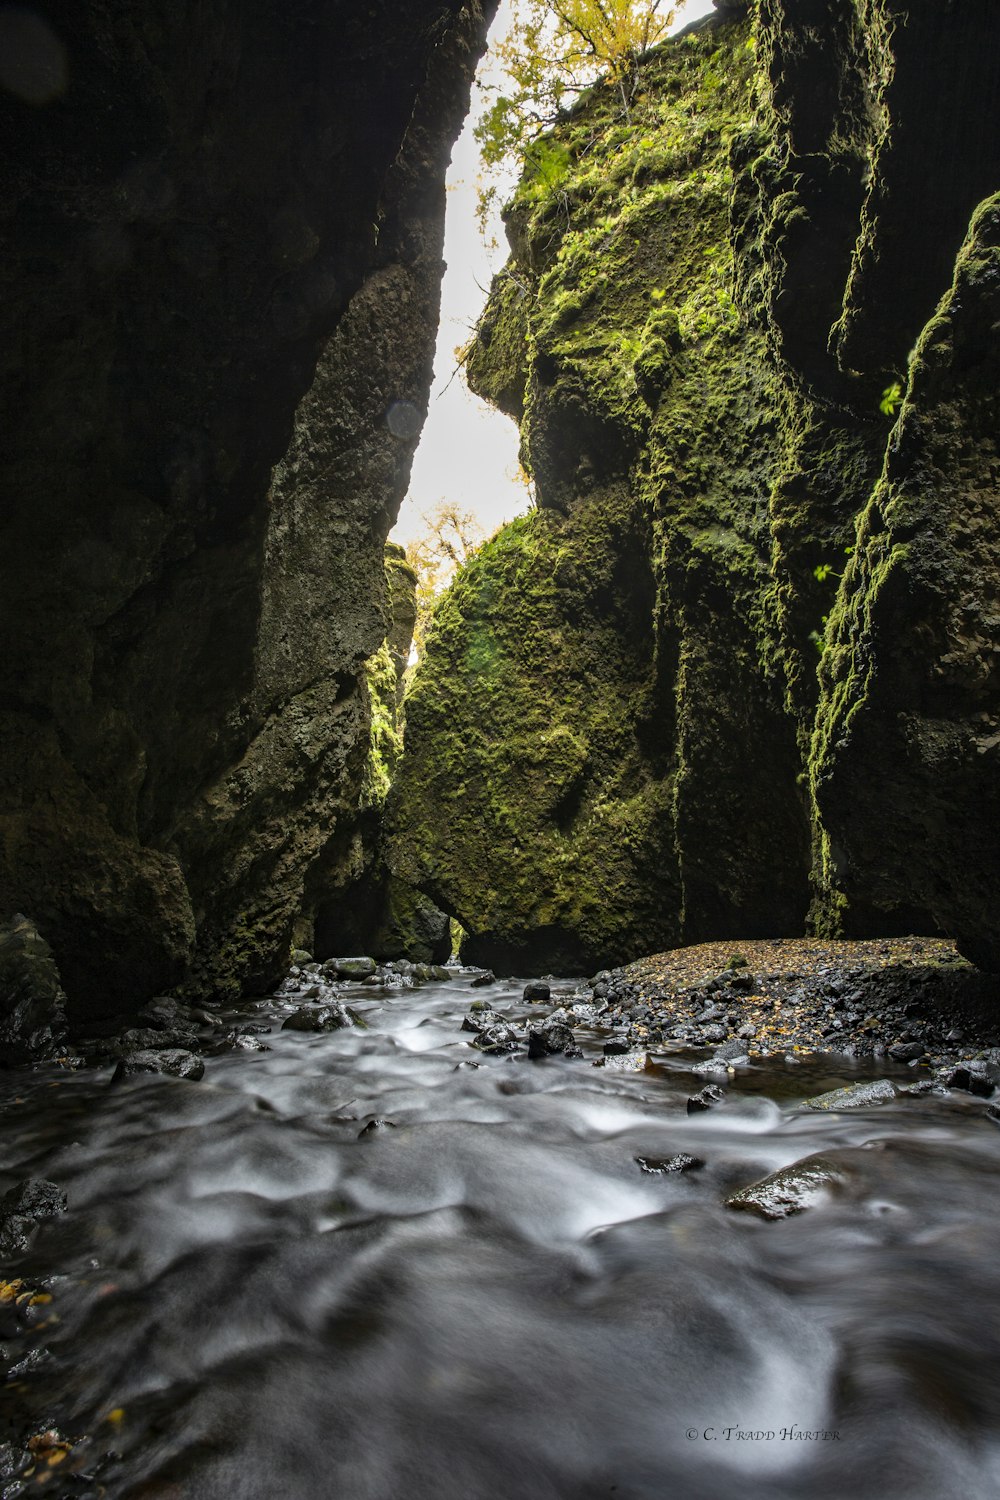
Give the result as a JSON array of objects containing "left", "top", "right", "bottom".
[
  {"left": 391, "top": 6, "right": 1000, "bottom": 974},
  {"left": 0, "top": 915, "right": 69, "bottom": 1065},
  {"left": 0, "top": 1, "right": 493, "bottom": 1021}
]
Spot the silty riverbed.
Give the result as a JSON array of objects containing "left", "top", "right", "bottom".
[{"left": 3, "top": 970, "right": 1000, "bottom": 1499}]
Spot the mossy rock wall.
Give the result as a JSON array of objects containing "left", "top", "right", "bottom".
[{"left": 391, "top": 5, "right": 1000, "bottom": 972}]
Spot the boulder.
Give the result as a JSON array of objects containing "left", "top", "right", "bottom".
[
  {"left": 111, "top": 1048, "right": 205, "bottom": 1082},
  {"left": 0, "top": 915, "right": 68, "bottom": 1065}
]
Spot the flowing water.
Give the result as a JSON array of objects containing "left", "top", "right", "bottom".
[{"left": 3, "top": 974, "right": 1000, "bottom": 1499}]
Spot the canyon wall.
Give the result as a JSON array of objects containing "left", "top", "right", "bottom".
[
  {"left": 391, "top": 1, "right": 1000, "bottom": 972},
  {"left": 0, "top": 0, "right": 493, "bottom": 1021}
]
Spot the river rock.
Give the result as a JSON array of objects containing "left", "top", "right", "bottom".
[
  {"left": 0, "top": 1178, "right": 68, "bottom": 1258},
  {"left": 726, "top": 1154, "right": 850, "bottom": 1220},
  {"left": 469, "top": 970, "right": 496, "bottom": 988},
  {"left": 472, "top": 1023, "right": 519, "bottom": 1055},
  {"left": 604, "top": 1050, "right": 652, "bottom": 1073},
  {"left": 114, "top": 1026, "right": 200, "bottom": 1056},
  {"left": 687, "top": 1083, "right": 726, "bottom": 1114},
  {"left": 0, "top": 915, "right": 69, "bottom": 1065},
  {"left": 803, "top": 1079, "right": 896, "bottom": 1111},
  {"left": 358, "top": 1119, "right": 397, "bottom": 1136},
  {"left": 945, "top": 1065, "right": 995, "bottom": 1098},
  {"left": 889, "top": 1041, "right": 926, "bottom": 1062},
  {"left": 331, "top": 957, "right": 377, "bottom": 980},
  {"left": 526, "top": 1019, "right": 580, "bottom": 1059},
  {"left": 523, "top": 981, "right": 551, "bottom": 1003},
  {"left": 112, "top": 1048, "right": 205, "bottom": 1082},
  {"left": 635, "top": 1154, "right": 703, "bottom": 1174},
  {"left": 460, "top": 1007, "right": 504, "bottom": 1035},
  {"left": 281, "top": 1004, "right": 354, "bottom": 1033}
]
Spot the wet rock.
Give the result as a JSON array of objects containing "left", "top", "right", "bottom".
[
  {"left": 693, "top": 1060, "right": 730, "bottom": 1081},
  {"left": 603, "top": 1037, "right": 630, "bottom": 1056},
  {"left": 0, "top": 1176, "right": 67, "bottom": 1248},
  {"left": 889, "top": 1041, "right": 926, "bottom": 1062},
  {"left": 114, "top": 1026, "right": 200, "bottom": 1056},
  {"left": 460, "top": 1007, "right": 504, "bottom": 1035},
  {"left": 227, "top": 1032, "right": 271, "bottom": 1053},
  {"left": 469, "top": 970, "right": 496, "bottom": 988},
  {"left": 331, "top": 957, "right": 376, "bottom": 980},
  {"left": 700, "top": 1023, "right": 727, "bottom": 1044},
  {"left": 687, "top": 1083, "right": 726, "bottom": 1114},
  {"left": 523, "top": 981, "right": 551, "bottom": 1003},
  {"left": 526, "top": 1019, "right": 579, "bottom": 1059},
  {"left": 2, "top": 1179, "right": 67, "bottom": 1222},
  {"left": 726, "top": 1154, "right": 850, "bottom": 1220},
  {"left": 946, "top": 1066, "right": 994, "bottom": 1098},
  {"left": 635, "top": 1154, "right": 704, "bottom": 1174},
  {"left": 472, "top": 1023, "right": 519, "bottom": 1055},
  {"left": 112, "top": 1048, "right": 205, "bottom": 1082},
  {"left": 281, "top": 1004, "right": 354, "bottom": 1033},
  {"left": 291, "top": 949, "right": 313, "bottom": 965},
  {"left": 803, "top": 1079, "right": 896, "bottom": 1111},
  {"left": 358, "top": 1118, "right": 396, "bottom": 1136},
  {"left": 603, "top": 1050, "right": 651, "bottom": 1073},
  {"left": 0, "top": 914, "right": 69, "bottom": 1065}
]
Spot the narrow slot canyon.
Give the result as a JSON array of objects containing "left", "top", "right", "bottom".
[{"left": 3, "top": 3, "right": 1000, "bottom": 1496}]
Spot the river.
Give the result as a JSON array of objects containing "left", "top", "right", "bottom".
[{"left": 3, "top": 971, "right": 1000, "bottom": 1498}]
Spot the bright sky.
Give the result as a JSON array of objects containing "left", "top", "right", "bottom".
[{"left": 390, "top": 0, "right": 718, "bottom": 549}]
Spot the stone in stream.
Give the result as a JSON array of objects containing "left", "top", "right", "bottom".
[
  {"left": 803, "top": 1079, "right": 896, "bottom": 1111},
  {"left": 472, "top": 1023, "right": 519, "bottom": 1055},
  {"left": 330, "top": 957, "right": 377, "bottom": 980},
  {"left": 726, "top": 1154, "right": 851, "bottom": 1220},
  {"left": 635, "top": 1154, "right": 704, "bottom": 1175},
  {"left": 469, "top": 970, "right": 496, "bottom": 988},
  {"left": 946, "top": 1065, "right": 995, "bottom": 1098},
  {"left": 460, "top": 1007, "right": 504, "bottom": 1035},
  {"left": 281, "top": 1004, "right": 355, "bottom": 1033},
  {"left": 687, "top": 1083, "right": 726, "bottom": 1114},
  {"left": 526, "top": 1019, "right": 580, "bottom": 1059},
  {"left": 112, "top": 1048, "right": 205, "bottom": 1082},
  {"left": 604, "top": 1051, "right": 651, "bottom": 1072},
  {"left": 114, "top": 1026, "right": 200, "bottom": 1056},
  {"left": 0, "top": 1178, "right": 68, "bottom": 1258},
  {"left": 603, "top": 1037, "right": 630, "bottom": 1056},
  {"left": 523, "top": 981, "right": 551, "bottom": 1003},
  {"left": 889, "top": 1041, "right": 926, "bottom": 1062},
  {"left": 714, "top": 1038, "right": 750, "bottom": 1064},
  {"left": 358, "top": 1119, "right": 397, "bottom": 1136}
]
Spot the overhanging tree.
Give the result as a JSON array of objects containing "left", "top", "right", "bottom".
[{"left": 475, "top": 0, "right": 677, "bottom": 221}]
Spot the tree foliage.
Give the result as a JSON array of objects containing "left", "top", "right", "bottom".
[
  {"left": 475, "top": 0, "right": 677, "bottom": 219},
  {"left": 405, "top": 502, "right": 487, "bottom": 658}
]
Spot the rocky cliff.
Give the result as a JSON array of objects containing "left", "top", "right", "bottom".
[
  {"left": 0, "top": 0, "right": 493, "bottom": 1023},
  {"left": 391, "top": 1, "right": 1000, "bottom": 972}
]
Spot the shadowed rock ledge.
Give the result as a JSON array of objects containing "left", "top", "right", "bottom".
[{"left": 0, "top": 0, "right": 494, "bottom": 1022}]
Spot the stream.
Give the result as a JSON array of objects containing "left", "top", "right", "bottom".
[{"left": 3, "top": 972, "right": 1000, "bottom": 1499}]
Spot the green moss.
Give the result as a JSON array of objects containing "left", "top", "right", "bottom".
[{"left": 360, "top": 640, "right": 403, "bottom": 811}]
